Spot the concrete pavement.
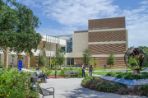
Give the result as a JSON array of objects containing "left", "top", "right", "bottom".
[{"left": 39, "top": 78, "right": 147, "bottom": 98}]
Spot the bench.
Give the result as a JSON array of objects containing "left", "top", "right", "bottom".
[
  {"left": 30, "top": 76, "right": 55, "bottom": 98},
  {"left": 31, "top": 72, "right": 47, "bottom": 83},
  {"left": 64, "top": 71, "right": 78, "bottom": 77},
  {"left": 38, "top": 85, "right": 55, "bottom": 98}
]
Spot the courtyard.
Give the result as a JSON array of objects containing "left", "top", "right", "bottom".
[
  {"left": 39, "top": 78, "right": 147, "bottom": 98},
  {"left": 0, "top": 0, "right": 148, "bottom": 98}
]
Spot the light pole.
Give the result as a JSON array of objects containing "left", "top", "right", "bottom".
[{"left": 55, "top": 37, "right": 59, "bottom": 78}]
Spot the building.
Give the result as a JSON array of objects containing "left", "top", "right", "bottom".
[
  {"left": 66, "top": 17, "right": 128, "bottom": 67},
  {"left": 0, "top": 17, "right": 128, "bottom": 68},
  {"left": 0, "top": 35, "right": 66, "bottom": 68}
]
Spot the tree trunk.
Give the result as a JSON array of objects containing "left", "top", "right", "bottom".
[{"left": 3, "top": 48, "right": 9, "bottom": 68}]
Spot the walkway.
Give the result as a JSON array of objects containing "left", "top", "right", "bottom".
[{"left": 39, "top": 78, "right": 147, "bottom": 98}]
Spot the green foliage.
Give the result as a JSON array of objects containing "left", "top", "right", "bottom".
[
  {"left": 90, "top": 57, "right": 97, "bottom": 67},
  {"left": 83, "top": 49, "right": 91, "bottom": 65},
  {"left": 81, "top": 77, "right": 148, "bottom": 96},
  {"left": 107, "top": 54, "right": 115, "bottom": 66},
  {"left": 41, "top": 67, "right": 51, "bottom": 76},
  {"left": 81, "top": 77, "right": 126, "bottom": 93},
  {"left": 55, "top": 48, "right": 65, "bottom": 66},
  {"left": 128, "top": 56, "right": 140, "bottom": 70},
  {"left": 0, "top": 0, "right": 41, "bottom": 67},
  {"left": 48, "top": 48, "right": 65, "bottom": 70},
  {"left": 38, "top": 48, "right": 48, "bottom": 67},
  {"left": 0, "top": 68, "right": 38, "bottom": 98},
  {"left": 42, "top": 67, "right": 84, "bottom": 77},
  {"left": 138, "top": 46, "right": 148, "bottom": 67},
  {"left": 106, "top": 72, "right": 148, "bottom": 80}
]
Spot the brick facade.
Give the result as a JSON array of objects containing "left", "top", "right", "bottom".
[
  {"left": 70, "top": 17, "right": 127, "bottom": 67},
  {"left": 88, "top": 30, "right": 126, "bottom": 42},
  {"left": 89, "top": 44, "right": 126, "bottom": 54},
  {"left": 89, "top": 17, "right": 125, "bottom": 30},
  {"left": 74, "top": 57, "right": 126, "bottom": 67}
]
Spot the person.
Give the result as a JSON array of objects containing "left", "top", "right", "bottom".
[
  {"left": 82, "top": 64, "right": 86, "bottom": 77},
  {"left": 89, "top": 65, "right": 93, "bottom": 77},
  {"left": 36, "top": 67, "right": 43, "bottom": 77},
  {"left": 36, "top": 67, "right": 47, "bottom": 82}
]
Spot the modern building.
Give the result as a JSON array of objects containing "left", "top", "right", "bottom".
[
  {"left": 66, "top": 17, "right": 128, "bottom": 67},
  {"left": 0, "top": 17, "right": 128, "bottom": 68},
  {"left": 0, "top": 35, "right": 66, "bottom": 67}
]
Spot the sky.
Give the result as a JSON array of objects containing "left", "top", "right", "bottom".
[{"left": 19, "top": 0, "right": 148, "bottom": 47}]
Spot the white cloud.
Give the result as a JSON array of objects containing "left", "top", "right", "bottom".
[
  {"left": 21, "top": 0, "right": 148, "bottom": 47},
  {"left": 37, "top": 26, "right": 77, "bottom": 36},
  {"left": 121, "top": 2, "right": 148, "bottom": 47},
  {"left": 42, "top": 0, "right": 118, "bottom": 26}
]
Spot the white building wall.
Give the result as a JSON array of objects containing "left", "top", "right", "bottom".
[{"left": 73, "top": 32, "right": 88, "bottom": 54}]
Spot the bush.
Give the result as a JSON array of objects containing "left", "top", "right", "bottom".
[
  {"left": 81, "top": 77, "right": 148, "bottom": 97},
  {"left": 81, "top": 77, "right": 126, "bottom": 93},
  {"left": 41, "top": 67, "right": 51, "bottom": 76},
  {"left": 139, "top": 85, "right": 148, "bottom": 96},
  {"left": 0, "top": 69, "right": 38, "bottom": 98},
  {"left": 105, "top": 72, "right": 148, "bottom": 80}
]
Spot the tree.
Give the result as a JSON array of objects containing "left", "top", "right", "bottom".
[
  {"left": 107, "top": 54, "right": 115, "bottom": 68},
  {"left": 0, "top": 0, "right": 19, "bottom": 68},
  {"left": 90, "top": 57, "right": 97, "bottom": 67},
  {"left": 83, "top": 49, "right": 91, "bottom": 65},
  {"left": 55, "top": 48, "right": 65, "bottom": 69},
  {"left": 38, "top": 43, "right": 48, "bottom": 67},
  {"left": 0, "top": 0, "right": 41, "bottom": 68},
  {"left": 139, "top": 46, "right": 148, "bottom": 67}
]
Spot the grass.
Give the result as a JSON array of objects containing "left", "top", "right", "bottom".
[{"left": 93, "top": 71, "right": 108, "bottom": 75}]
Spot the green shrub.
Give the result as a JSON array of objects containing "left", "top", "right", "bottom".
[
  {"left": 81, "top": 77, "right": 126, "bottom": 93},
  {"left": 139, "top": 85, "right": 148, "bottom": 96},
  {"left": 81, "top": 77, "right": 148, "bottom": 96},
  {"left": 105, "top": 72, "right": 148, "bottom": 80},
  {"left": 0, "top": 69, "right": 38, "bottom": 98},
  {"left": 81, "top": 77, "right": 93, "bottom": 88},
  {"left": 41, "top": 67, "right": 51, "bottom": 76}
]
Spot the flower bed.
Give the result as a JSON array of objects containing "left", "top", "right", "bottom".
[{"left": 81, "top": 77, "right": 148, "bottom": 97}]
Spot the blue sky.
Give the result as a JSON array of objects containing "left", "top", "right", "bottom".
[{"left": 19, "top": 0, "right": 148, "bottom": 47}]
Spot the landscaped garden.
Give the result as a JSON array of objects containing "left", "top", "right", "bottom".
[
  {"left": 106, "top": 72, "right": 148, "bottom": 80},
  {"left": 81, "top": 47, "right": 148, "bottom": 97},
  {"left": 81, "top": 77, "right": 148, "bottom": 97},
  {"left": 41, "top": 67, "right": 84, "bottom": 78}
]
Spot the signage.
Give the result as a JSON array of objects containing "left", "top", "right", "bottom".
[{"left": 18, "top": 60, "right": 23, "bottom": 71}]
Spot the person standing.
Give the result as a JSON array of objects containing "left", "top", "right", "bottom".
[
  {"left": 82, "top": 64, "right": 86, "bottom": 77},
  {"left": 89, "top": 65, "right": 93, "bottom": 77}
]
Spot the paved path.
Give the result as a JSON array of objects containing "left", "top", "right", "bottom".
[{"left": 40, "top": 78, "right": 147, "bottom": 98}]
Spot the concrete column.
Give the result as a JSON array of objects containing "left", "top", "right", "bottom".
[{"left": 25, "top": 53, "right": 30, "bottom": 68}]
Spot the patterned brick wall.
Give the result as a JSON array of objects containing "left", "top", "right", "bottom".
[
  {"left": 72, "top": 17, "right": 127, "bottom": 68},
  {"left": 74, "top": 57, "right": 126, "bottom": 67},
  {"left": 95, "top": 57, "right": 125, "bottom": 66},
  {"left": 89, "top": 17, "right": 125, "bottom": 30},
  {"left": 89, "top": 44, "right": 126, "bottom": 54},
  {"left": 89, "top": 30, "right": 126, "bottom": 42}
]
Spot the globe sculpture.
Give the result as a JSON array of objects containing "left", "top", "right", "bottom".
[{"left": 124, "top": 47, "right": 145, "bottom": 74}]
